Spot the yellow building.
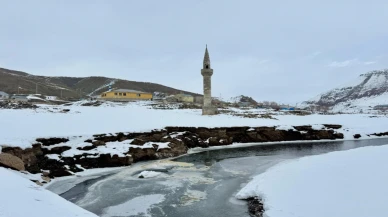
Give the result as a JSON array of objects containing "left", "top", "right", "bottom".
[{"left": 100, "top": 89, "right": 153, "bottom": 101}]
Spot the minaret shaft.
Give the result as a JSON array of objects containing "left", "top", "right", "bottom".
[{"left": 203, "top": 75, "right": 212, "bottom": 108}]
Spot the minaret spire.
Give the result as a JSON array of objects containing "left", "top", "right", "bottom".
[{"left": 203, "top": 45, "right": 211, "bottom": 69}]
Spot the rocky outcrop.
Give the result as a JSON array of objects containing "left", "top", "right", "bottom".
[
  {"left": 369, "top": 132, "right": 388, "bottom": 137},
  {"left": 246, "top": 197, "right": 264, "bottom": 217},
  {"left": 0, "top": 153, "right": 25, "bottom": 171},
  {"left": 354, "top": 134, "right": 362, "bottom": 139},
  {"left": 1, "top": 144, "right": 43, "bottom": 173},
  {"left": 36, "top": 137, "right": 69, "bottom": 146},
  {"left": 323, "top": 124, "right": 342, "bottom": 129},
  {"left": 0, "top": 101, "right": 38, "bottom": 109},
  {"left": 0, "top": 125, "right": 346, "bottom": 178}
]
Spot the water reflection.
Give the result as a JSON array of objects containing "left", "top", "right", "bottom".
[{"left": 204, "top": 151, "right": 214, "bottom": 166}]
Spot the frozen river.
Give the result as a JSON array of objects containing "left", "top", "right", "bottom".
[{"left": 47, "top": 138, "right": 388, "bottom": 217}]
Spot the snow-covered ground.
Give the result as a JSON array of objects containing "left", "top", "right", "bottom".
[
  {"left": 0, "top": 167, "right": 98, "bottom": 217},
  {"left": 0, "top": 101, "right": 387, "bottom": 148},
  {"left": 236, "top": 145, "right": 388, "bottom": 217}
]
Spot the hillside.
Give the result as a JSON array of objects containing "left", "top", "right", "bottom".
[
  {"left": 0, "top": 67, "right": 200, "bottom": 99},
  {"left": 302, "top": 69, "right": 388, "bottom": 113}
]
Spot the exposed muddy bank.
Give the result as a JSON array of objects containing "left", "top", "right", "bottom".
[{"left": 0, "top": 124, "right": 386, "bottom": 180}]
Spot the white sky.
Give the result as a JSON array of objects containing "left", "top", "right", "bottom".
[{"left": 1, "top": 0, "right": 387, "bottom": 104}]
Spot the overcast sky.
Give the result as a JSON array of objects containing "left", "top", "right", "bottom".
[{"left": 1, "top": 1, "right": 387, "bottom": 103}]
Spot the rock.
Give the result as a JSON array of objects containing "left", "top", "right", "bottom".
[
  {"left": 49, "top": 168, "right": 73, "bottom": 177},
  {"left": 131, "top": 138, "right": 146, "bottom": 145},
  {"left": 0, "top": 101, "right": 38, "bottom": 109},
  {"left": 293, "top": 125, "right": 313, "bottom": 131},
  {"left": 80, "top": 101, "right": 103, "bottom": 106},
  {"left": 247, "top": 197, "right": 264, "bottom": 217},
  {"left": 36, "top": 137, "right": 69, "bottom": 146},
  {"left": 334, "top": 133, "right": 344, "bottom": 139},
  {"left": 354, "top": 134, "right": 362, "bottom": 139},
  {"left": 62, "top": 153, "right": 133, "bottom": 170},
  {"left": 42, "top": 171, "right": 50, "bottom": 177},
  {"left": 98, "top": 154, "right": 133, "bottom": 167},
  {"left": 77, "top": 145, "right": 95, "bottom": 151},
  {"left": 42, "top": 146, "right": 71, "bottom": 154},
  {"left": 208, "top": 137, "right": 221, "bottom": 146},
  {"left": 0, "top": 153, "right": 25, "bottom": 171},
  {"left": 92, "top": 140, "right": 106, "bottom": 146},
  {"left": 34, "top": 180, "right": 43, "bottom": 186},
  {"left": 156, "top": 139, "right": 188, "bottom": 158},
  {"left": 62, "top": 109, "right": 70, "bottom": 113},
  {"left": 37, "top": 158, "right": 71, "bottom": 178},
  {"left": 369, "top": 131, "right": 388, "bottom": 137},
  {"left": 323, "top": 124, "right": 342, "bottom": 129},
  {"left": 128, "top": 148, "right": 157, "bottom": 162},
  {"left": 41, "top": 176, "right": 51, "bottom": 183},
  {"left": 1, "top": 145, "right": 43, "bottom": 173}
]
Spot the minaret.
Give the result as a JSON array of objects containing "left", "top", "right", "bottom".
[{"left": 201, "top": 45, "right": 217, "bottom": 115}]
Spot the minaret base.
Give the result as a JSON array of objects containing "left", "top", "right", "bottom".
[{"left": 202, "top": 105, "right": 217, "bottom": 115}]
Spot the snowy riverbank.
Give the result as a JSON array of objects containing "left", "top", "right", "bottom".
[
  {"left": 236, "top": 145, "right": 388, "bottom": 217},
  {"left": 0, "top": 167, "right": 98, "bottom": 217}
]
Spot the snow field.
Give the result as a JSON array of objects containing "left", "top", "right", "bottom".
[
  {"left": 0, "top": 167, "right": 98, "bottom": 217},
  {"left": 0, "top": 101, "right": 387, "bottom": 149},
  {"left": 236, "top": 145, "right": 388, "bottom": 217}
]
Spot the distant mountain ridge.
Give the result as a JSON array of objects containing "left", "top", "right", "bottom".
[
  {"left": 303, "top": 69, "right": 388, "bottom": 112},
  {"left": 0, "top": 67, "right": 200, "bottom": 99}
]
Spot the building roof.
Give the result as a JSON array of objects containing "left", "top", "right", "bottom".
[
  {"left": 0, "top": 91, "right": 9, "bottom": 95},
  {"left": 105, "top": 89, "right": 149, "bottom": 94}
]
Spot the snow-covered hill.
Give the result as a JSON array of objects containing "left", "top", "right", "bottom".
[
  {"left": 302, "top": 69, "right": 388, "bottom": 113},
  {"left": 227, "top": 95, "right": 258, "bottom": 106}
]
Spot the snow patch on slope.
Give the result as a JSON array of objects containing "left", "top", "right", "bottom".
[{"left": 88, "top": 80, "right": 116, "bottom": 96}]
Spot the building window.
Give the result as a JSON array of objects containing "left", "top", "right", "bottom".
[
  {"left": 137, "top": 94, "right": 141, "bottom": 97},
  {"left": 119, "top": 93, "right": 122, "bottom": 96},
  {"left": 115, "top": 93, "right": 117, "bottom": 96},
  {"left": 206, "top": 65, "right": 209, "bottom": 69},
  {"left": 124, "top": 93, "right": 127, "bottom": 96}
]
